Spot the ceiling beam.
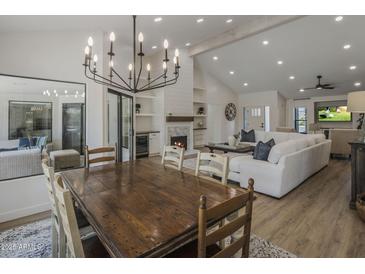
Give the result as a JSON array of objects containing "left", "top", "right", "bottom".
[{"left": 188, "top": 15, "right": 306, "bottom": 56}]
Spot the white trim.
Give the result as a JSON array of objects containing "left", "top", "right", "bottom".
[{"left": 0, "top": 202, "right": 50, "bottom": 223}]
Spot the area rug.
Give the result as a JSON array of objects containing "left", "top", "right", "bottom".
[{"left": 0, "top": 218, "right": 296, "bottom": 258}]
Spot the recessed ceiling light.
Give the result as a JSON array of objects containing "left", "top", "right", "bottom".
[
  {"left": 65, "top": 90, "right": 68, "bottom": 94},
  {"left": 243, "top": 82, "right": 248, "bottom": 87},
  {"left": 185, "top": 42, "right": 191, "bottom": 47},
  {"left": 289, "top": 76, "right": 295, "bottom": 80},
  {"left": 152, "top": 45, "right": 157, "bottom": 49},
  {"left": 343, "top": 44, "right": 351, "bottom": 50},
  {"left": 229, "top": 71, "right": 235, "bottom": 75},
  {"left": 53, "top": 89, "right": 57, "bottom": 93},
  {"left": 299, "top": 88, "right": 304, "bottom": 92},
  {"left": 262, "top": 40, "right": 269, "bottom": 45},
  {"left": 349, "top": 65, "right": 357, "bottom": 70},
  {"left": 154, "top": 17, "right": 162, "bottom": 22},
  {"left": 196, "top": 18, "right": 204, "bottom": 23},
  {"left": 335, "top": 16, "right": 343, "bottom": 22},
  {"left": 213, "top": 56, "right": 218, "bottom": 61},
  {"left": 354, "top": 82, "right": 361, "bottom": 87},
  {"left": 277, "top": 60, "right": 283, "bottom": 65},
  {"left": 226, "top": 19, "right": 233, "bottom": 23}
]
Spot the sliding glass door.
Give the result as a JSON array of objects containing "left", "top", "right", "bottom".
[
  {"left": 107, "top": 90, "right": 133, "bottom": 162},
  {"left": 295, "top": 107, "right": 307, "bottom": 133}
]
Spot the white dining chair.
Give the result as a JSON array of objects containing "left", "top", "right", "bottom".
[
  {"left": 161, "top": 145, "right": 185, "bottom": 171},
  {"left": 195, "top": 152, "right": 229, "bottom": 184}
]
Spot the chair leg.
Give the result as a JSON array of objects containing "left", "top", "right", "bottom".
[
  {"left": 59, "top": 226, "right": 67, "bottom": 258},
  {"left": 51, "top": 218, "right": 58, "bottom": 258}
]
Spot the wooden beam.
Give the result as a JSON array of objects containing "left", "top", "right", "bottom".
[{"left": 188, "top": 15, "right": 306, "bottom": 56}]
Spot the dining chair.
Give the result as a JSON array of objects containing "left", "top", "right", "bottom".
[
  {"left": 195, "top": 152, "right": 228, "bottom": 184},
  {"left": 85, "top": 144, "right": 117, "bottom": 168},
  {"left": 165, "top": 178, "right": 255, "bottom": 258},
  {"left": 161, "top": 145, "right": 185, "bottom": 171},
  {"left": 53, "top": 174, "right": 110, "bottom": 258},
  {"left": 41, "top": 159, "right": 65, "bottom": 258}
]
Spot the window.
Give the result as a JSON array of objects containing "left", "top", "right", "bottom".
[
  {"left": 294, "top": 107, "right": 307, "bottom": 133},
  {"left": 9, "top": 101, "right": 52, "bottom": 141}
]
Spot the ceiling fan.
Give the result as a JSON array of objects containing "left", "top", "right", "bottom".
[{"left": 301, "top": 75, "right": 335, "bottom": 91}]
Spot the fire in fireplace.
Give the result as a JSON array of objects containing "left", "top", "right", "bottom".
[{"left": 171, "top": 136, "right": 188, "bottom": 150}]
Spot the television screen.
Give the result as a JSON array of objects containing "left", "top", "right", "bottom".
[{"left": 317, "top": 106, "right": 352, "bottom": 122}]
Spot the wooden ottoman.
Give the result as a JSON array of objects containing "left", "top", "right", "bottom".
[{"left": 50, "top": 149, "right": 80, "bottom": 170}]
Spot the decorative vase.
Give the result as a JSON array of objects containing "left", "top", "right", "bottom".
[
  {"left": 228, "top": 136, "right": 237, "bottom": 146},
  {"left": 356, "top": 192, "right": 365, "bottom": 222}
]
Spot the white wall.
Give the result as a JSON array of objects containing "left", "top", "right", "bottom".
[
  {"left": 194, "top": 65, "right": 239, "bottom": 143},
  {"left": 238, "top": 90, "right": 281, "bottom": 131},
  {"left": 0, "top": 30, "right": 106, "bottom": 222},
  {"left": 286, "top": 94, "right": 359, "bottom": 129}
]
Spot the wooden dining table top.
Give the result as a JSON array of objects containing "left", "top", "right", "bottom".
[{"left": 61, "top": 159, "right": 246, "bottom": 258}]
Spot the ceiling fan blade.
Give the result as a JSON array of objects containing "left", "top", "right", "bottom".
[
  {"left": 323, "top": 86, "right": 335, "bottom": 89},
  {"left": 322, "top": 84, "right": 332, "bottom": 86},
  {"left": 303, "top": 87, "right": 316, "bottom": 90}
]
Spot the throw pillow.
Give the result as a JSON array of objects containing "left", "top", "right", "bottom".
[
  {"left": 253, "top": 138, "right": 276, "bottom": 161},
  {"left": 18, "top": 137, "right": 30, "bottom": 148},
  {"left": 240, "top": 129, "right": 255, "bottom": 142},
  {"left": 30, "top": 137, "right": 39, "bottom": 147}
]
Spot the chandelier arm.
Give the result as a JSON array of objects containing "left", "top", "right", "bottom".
[
  {"left": 139, "top": 73, "right": 179, "bottom": 91},
  {"left": 137, "top": 77, "right": 178, "bottom": 92},
  {"left": 111, "top": 68, "right": 133, "bottom": 90},
  {"left": 85, "top": 67, "right": 131, "bottom": 91},
  {"left": 139, "top": 73, "right": 166, "bottom": 89},
  {"left": 88, "top": 65, "right": 131, "bottom": 91},
  {"left": 135, "top": 55, "right": 143, "bottom": 90}
]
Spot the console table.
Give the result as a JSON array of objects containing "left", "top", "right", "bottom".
[{"left": 349, "top": 141, "right": 365, "bottom": 209}]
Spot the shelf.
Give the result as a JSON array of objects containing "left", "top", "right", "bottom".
[
  {"left": 193, "top": 87, "right": 206, "bottom": 91},
  {"left": 136, "top": 113, "right": 156, "bottom": 117},
  {"left": 194, "top": 115, "right": 207, "bottom": 117},
  {"left": 193, "top": 128, "right": 207, "bottom": 131},
  {"left": 193, "top": 101, "right": 207, "bottom": 104},
  {"left": 136, "top": 95, "right": 156, "bottom": 99}
]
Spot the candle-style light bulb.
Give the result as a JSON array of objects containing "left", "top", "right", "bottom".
[
  {"left": 163, "top": 61, "right": 167, "bottom": 71},
  {"left": 146, "top": 63, "right": 151, "bottom": 71},
  {"left": 109, "top": 60, "right": 114, "bottom": 67},
  {"left": 109, "top": 32, "right": 115, "bottom": 42},
  {"left": 88, "top": 36, "right": 94, "bottom": 47},
  {"left": 163, "top": 39, "right": 169, "bottom": 49},
  {"left": 138, "top": 32, "right": 144, "bottom": 43},
  {"left": 128, "top": 64, "right": 133, "bottom": 71},
  {"left": 173, "top": 56, "right": 177, "bottom": 64},
  {"left": 93, "top": 54, "right": 98, "bottom": 63},
  {"left": 84, "top": 46, "right": 90, "bottom": 56},
  {"left": 174, "top": 49, "right": 179, "bottom": 57}
]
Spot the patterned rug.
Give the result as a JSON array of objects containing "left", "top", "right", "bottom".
[{"left": 0, "top": 218, "right": 296, "bottom": 258}]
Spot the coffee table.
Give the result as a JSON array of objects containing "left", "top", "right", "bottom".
[{"left": 205, "top": 143, "right": 254, "bottom": 154}]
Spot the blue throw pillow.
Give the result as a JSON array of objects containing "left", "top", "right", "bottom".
[
  {"left": 240, "top": 129, "right": 255, "bottom": 142},
  {"left": 30, "top": 137, "right": 39, "bottom": 147},
  {"left": 18, "top": 137, "right": 30, "bottom": 148},
  {"left": 253, "top": 138, "right": 275, "bottom": 161}
]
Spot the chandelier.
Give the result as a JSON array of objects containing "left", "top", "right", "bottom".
[{"left": 82, "top": 15, "right": 181, "bottom": 93}]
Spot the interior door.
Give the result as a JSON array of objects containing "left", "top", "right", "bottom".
[
  {"left": 243, "top": 106, "right": 265, "bottom": 131},
  {"left": 62, "top": 103, "right": 85, "bottom": 153},
  {"left": 107, "top": 90, "right": 133, "bottom": 162}
]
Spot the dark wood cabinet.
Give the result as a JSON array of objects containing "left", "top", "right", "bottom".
[{"left": 349, "top": 141, "right": 365, "bottom": 209}]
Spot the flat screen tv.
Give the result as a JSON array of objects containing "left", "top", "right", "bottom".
[{"left": 317, "top": 105, "right": 352, "bottom": 122}]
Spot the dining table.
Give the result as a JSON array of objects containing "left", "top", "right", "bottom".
[{"left": 61, "top": 158, "right": 247, "bottom": 257}]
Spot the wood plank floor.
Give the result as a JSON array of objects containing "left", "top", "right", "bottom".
[{"left": 151, "top": 153, "right": 365, "bottom": 257}]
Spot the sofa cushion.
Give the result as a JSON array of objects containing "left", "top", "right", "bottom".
[
  {"left": 294, "top": 139, "right": 308, "bottom": 151},
  {"left": 253, "top": 138, "right": 275, "bottom": 161},
  {"left": 18, "top": 137, "right": 30, "bottom": 148},
  {"left": 229, "top": 155, "right": 251, "bottom": 172},
  {"left": 268, "top": 140, "right": 297, "bottom": 164},
  {"left": 310, "top": 134, "right": 326, "bottom": 144},
  {"left": 254, "top": 130, "right": 266, "bottom": 142},
  {"left": 264, "top": 132, "right": 289, "bottom": 144},
  {"left": 306, "top": 137, "right": 316, "bottom": 146},
  {"left": 240, "top": 129, "right": 255, "bottom": 142}
]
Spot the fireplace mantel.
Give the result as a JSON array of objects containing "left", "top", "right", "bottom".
[{"left": 166, "top": 116, "right": 194, "bottom": 122}]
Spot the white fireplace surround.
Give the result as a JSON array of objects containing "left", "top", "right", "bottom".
[{"left": 166, "top": 122, "right": 193, "bottom": 151}]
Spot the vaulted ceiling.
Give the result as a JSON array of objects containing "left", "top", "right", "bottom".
[{"left": 195, "top": 15, "right": 365, "bottom": 99}]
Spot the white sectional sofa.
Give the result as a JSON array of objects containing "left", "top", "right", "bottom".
[{"left": 228, "top": 131, "right": 331, "bottom": 198}]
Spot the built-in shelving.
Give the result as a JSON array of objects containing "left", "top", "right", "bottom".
[
  {"left": 193, "top": 128, "right": 207, "bottom": 131},
  {"left": 193, "top": 87, "right": 208, "bottom": 147}
]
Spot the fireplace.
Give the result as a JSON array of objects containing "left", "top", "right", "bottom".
[{"left": 171, "top": 136, "right": 188, "bottom": 150}]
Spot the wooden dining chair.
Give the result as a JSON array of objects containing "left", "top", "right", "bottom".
[
  {"left": 195, "top": 152, "right": 229, "bottom": 184},
  {"left": 53, "top": 174, "right": 109, "bottom": 258},
  {"left": 161, "top": 145, "right": 185, "bottom": 171},
  {"left": 41, "top": 159, "right": 65, "bottom": 258},
  {"left": 85, "top": 144, "right": 117, "bottom": 168},
  {"left": 165, "top": 178, "right": 255, "bottom": 258}
]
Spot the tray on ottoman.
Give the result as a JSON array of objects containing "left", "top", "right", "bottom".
[{"left": 50, "top": 149, "right": 80, "bottom": 170}]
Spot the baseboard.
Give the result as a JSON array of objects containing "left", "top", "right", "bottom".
[{"left": 0, "top": 203, "right": 50, "bottom": 223}]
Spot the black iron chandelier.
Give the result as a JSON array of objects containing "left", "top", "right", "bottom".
[{"left": 83, "top": 15, "right": 181, "bottom": 93}]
